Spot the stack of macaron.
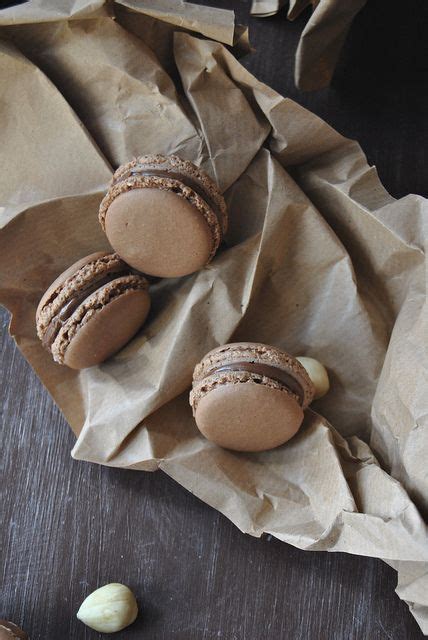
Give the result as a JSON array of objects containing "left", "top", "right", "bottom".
[{"left": 36, "top": 154, "right": 330, "bottom": 453}]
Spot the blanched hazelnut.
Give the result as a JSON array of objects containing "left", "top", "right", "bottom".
[
  {"left": 296, "top": 356, "right": 330, "bottom": 399},
  {"left": 77, "top": 583, "right": 138, "bottom": 633}
]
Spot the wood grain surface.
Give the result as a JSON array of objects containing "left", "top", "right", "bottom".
[{"left": 1, "top": 1, "right": 427, "bottom": 638}]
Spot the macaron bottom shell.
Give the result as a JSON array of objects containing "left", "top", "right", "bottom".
[
  {"left": 105, "top": 187, "right": 214, "bottom": 278},
  {"left": 194, "top": 381, "right": 304, "bottom": 452},
  {"left": 61, "top": 288, "right": 150, "bottom": 370}
]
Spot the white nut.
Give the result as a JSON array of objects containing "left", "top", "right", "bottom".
[
  {"left": 296, "top": 357, "right": 330, "bottom": 400},
  {"left": 77, "top": 583, "right": 138, "bottom": 633}
]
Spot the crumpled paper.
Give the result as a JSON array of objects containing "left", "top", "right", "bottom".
[
  {"left": 0, "top": 0, "right": 427, "bottom": 632},
  {"left": 251, "top": 0, "right": 368, "bottom": 91}
]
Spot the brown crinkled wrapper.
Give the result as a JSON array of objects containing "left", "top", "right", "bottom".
[
  {"left": 0, "top": 0, "right": 427, "bottom": 632},
  {"left": 251, "top": 0, "right": 368, "bottom": 91}
]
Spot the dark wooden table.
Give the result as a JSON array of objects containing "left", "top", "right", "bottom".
[{"left": 1, "top": 1, "right": 427, "bottom": 638}]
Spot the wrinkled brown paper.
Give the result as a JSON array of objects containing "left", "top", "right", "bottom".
[
  {"left": 0, "top": 0, "right": 427, "bottom": 632},
  {"left": 251, "top": 0, "right": 368, "bottom": 91}
]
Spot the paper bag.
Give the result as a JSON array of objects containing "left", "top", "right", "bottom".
[{"left": 0, "top": 2, "right": 427, "bottom": 632}]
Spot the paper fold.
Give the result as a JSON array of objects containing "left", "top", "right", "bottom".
[{"left": 251, "top": 0, "right": 368, "bottom": 91}]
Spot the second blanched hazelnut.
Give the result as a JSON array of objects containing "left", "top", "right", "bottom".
[
  {"left": 77, "top": 583, "right": 138, "bottom": 633},
  {"left": 296, "top": 356, "right": 330, "bottom": 399}
]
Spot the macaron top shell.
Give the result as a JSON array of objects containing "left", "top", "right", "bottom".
[
  {"left": 98, "top": 155, "right": 227, "bottom": 278},
  {"left": 191, "top": 342, "right": 315, "bottom": 410},
  {"left": 36, "top": 252, "right": 150, "bottom": 369},
  {"left": 36, "top": 252, "right": 129, "bottom": 329},
  {"left": 103, "top": 188, "right": 214, "bottom": 278}
]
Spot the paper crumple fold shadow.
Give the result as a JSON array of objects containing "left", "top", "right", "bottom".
[
  {"left": 0, "top": 0, "right": 427, "bottom": 632},
  {"left": 251, "top": 0, "right": 368, "bottom": 91}
]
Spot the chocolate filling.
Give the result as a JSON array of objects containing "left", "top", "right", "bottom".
[
  {"left": 42, "top": 268, "right": 131, "bottom": 348},
  {"left": 212, "top": 362, "right": 305, "bottom": 405},
  {"left": 117, "top": 166, "right": 223, "bottom": 237}
]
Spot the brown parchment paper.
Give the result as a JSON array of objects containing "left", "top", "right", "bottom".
[
  {"left": 0, "top": 1, "right": 427, "bottom": 632},
  {"left": 251, "top": 0, "right": 368, "bottom": 91}
]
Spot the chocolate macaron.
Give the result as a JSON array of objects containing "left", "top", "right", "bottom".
[
  {"left": 0, "top": 620, "right": 28, "bottom": 640},
  {"left": 36, "top": 252, "right": 150, "bottom": 369},
  {"left": 190, "top": 343, "right": 315, "bottom": 452},
  {"left": 98, "top": 154, "right": 227, "bottom": 278}
]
